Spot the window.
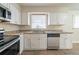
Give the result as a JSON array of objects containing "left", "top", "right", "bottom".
[
  {"left": 31, "top": 14, "right": 47, "bottom": 29},
  {"left": 73, "top": 15, "right": 79, "bottom": 28}
]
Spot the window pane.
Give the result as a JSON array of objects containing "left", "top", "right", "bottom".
[
  {"left": 31, "top": 15, "right": 46, "bottom": 28},
  {"left": 74, "top": 15, "right": 79, "bottom": 28}
]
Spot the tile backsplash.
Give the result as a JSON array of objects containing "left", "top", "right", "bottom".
[
  {"left": 19, "top": 25, "right": 63, "bottom": 30},
  {"left": 0, "top": 23, "right": 19, "bottom": 31}
]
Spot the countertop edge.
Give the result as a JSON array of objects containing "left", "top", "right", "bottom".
[{"left": 5, "top": 30, "right": 73, "bottom": 35}]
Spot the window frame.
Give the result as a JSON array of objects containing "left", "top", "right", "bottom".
[
  {"left": 28, "top": 12, "right": 50, "bottom": 29},
  {"left": 73, "top": 14, "right": 79, "bottom": 29}
]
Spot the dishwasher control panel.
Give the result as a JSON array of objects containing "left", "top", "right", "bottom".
[{"left": 47, "top": 33, "right": 60, "bottom": 37}]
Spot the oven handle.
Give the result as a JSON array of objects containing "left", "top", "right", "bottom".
[{"left": 0, "top": 39, "right": 20, "bottom": 53}]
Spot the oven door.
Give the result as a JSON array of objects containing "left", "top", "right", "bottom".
[{"left": 0, "top": 40, "right": 20, "bottom": 55}]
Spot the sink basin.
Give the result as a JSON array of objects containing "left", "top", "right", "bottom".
[{"left": 32, "top": 29, "right": 45, "bottom": 34}]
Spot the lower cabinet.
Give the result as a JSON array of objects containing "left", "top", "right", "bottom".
[
  {"left": 60, "top": 34, "right": 72, "bottom": 49},
  {"left": 19, "top": 34, "right": 24, "bottom": 54},
  {"left": 31, "top": 38, "right": 40, "bottom": 50},
  {"left": 24, "top": 34, "right": 47, "bottom": 50},
  {"left": 40, "top": 37, "right": 47, "bottom": 49}
]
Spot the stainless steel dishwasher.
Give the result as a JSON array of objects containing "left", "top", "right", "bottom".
[{"left": 47, "top": 33, "right": 60, "bottom": 49}]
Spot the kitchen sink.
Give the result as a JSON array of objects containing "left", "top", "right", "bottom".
[{"left": 32, "top": 29, "right": 45, "bottom": 34}]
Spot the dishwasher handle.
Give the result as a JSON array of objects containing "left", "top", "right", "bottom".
[{"left": 47, "top": 33, "right": 60, "bottom": 37}]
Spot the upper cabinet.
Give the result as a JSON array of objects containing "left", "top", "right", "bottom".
[
  {"left": 0, "top": 3, "right": 10, "bottom": 9},
  {"left": 9, "top": 4, "right": 21, "bottom": 25},
  {"left": 21, "top": 12, "right": 28, "bottom": 25},
  {"left": 49, "top": 12, "right": 68, "bottom": 25},
  {"left": 50, "top": 13, "right": 57, "bottom": 25},
  {"left": 0, "top": 3, "right": 21, "bottom": 25},
  {"left": 62, "top": 14, "right": 73, "bottom": 32}
]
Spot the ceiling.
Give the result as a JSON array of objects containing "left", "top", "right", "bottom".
[{"left": 20, "top": 3, "right": 79, "bottom": 7}]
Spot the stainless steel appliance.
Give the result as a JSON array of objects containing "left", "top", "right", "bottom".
[
  {"left": 0, "top": 28, "right": 5, "bottom": 42},
  {"left": 0, "top": 35, "right": 20, "bottom": 55},
  {"left": 6, "top": 10, "right": 11, "bottom": 19},
  {"left": 47, "top": 33, "right": 60, "bottom": 49},
  {"left": 0, "top": 7, "right": 6, "bottom": 19},
  {"left": 0, "top": 39, "right": 20, "bottom": 55},
  {"left": 0, "top": 5, "right": 11, "bottom": 22}
]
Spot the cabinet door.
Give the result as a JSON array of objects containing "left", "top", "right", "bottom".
[
  {"left": 65, "top": 34, "right": 72, "bottom": 49},
  {"left": 20, "top": 34, "right": 24, "bottom": 54},
  {"left": 62, "top": 14, "right": 73, "bottom": 32},
  {"left": 57, "top": 13, "right": 68, "bottom": 25},
  {"left": 31, "top": 38, "right": 40, "bottom": 50},
  {"left": 14, "top": 4, "right": 21, "bottom": 25},
  {"left": 50, "top": 13, "right": 57, "bottom": 25},
  {"left": 9, "top": 4, "right": 21, "bottom": 25},
  {"left": 60, "top": 34, "right": 72, "bottom": 49},
  {"left": 9, "top": 4, "right": 16, "bottom": 24},
  {"left": 40, "top": 34, "right": 47, "bottom": 49},
  {"left": 60, "top": 34, "right": 66, "bottom": 49},
  {"left": 21, "top": 12, "right": 28, "bottom": 25},
  {"left": 24, "top": 34, "right": 31, "bottom": 50},
  {"left": 40, "top": 38, "right": 47, "bottom": 49}
]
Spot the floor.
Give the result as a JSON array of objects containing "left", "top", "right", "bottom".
[{"left": 21, "top": 44, "right": 79, "bottom": 55}]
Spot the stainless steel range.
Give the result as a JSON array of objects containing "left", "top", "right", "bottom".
[{"left": 0, "top": 28, "right": 5, "bottom": 42}]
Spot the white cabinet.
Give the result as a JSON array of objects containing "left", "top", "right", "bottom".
[
  {"left": 50, "top": 13, "right": 57, "bottom": 25},
  {"left": 19, "top": 34, "right": 24, "bottom": 54},
  {"left": 9, "top": 4, "right": 16, "bottom": 24},
  {"left": 21, "top": 12, "right": 29, "bottom": 25},
  {"left": 1, "top": 3, "right": 10, "bottom": 9},
  {"left": 31, "top": 38, "right": 40, "bottom": 50},
  {"left": 62, "top": 14, "right": 73, "bottom": 32},
  {"left": 57, "top": 13, "right": 67, "bottom": 25},
  {"left": 60, "top": 34, "right": 72, "bottom": 49},
  {"left": 24, "top": 34, "right": 47, "bottom": 50},
  {"left": 14, "top": 4, "right": 21, "bottom": 24},
  {"left": 50, "top": 13, "right": 68, "bottom": 25},
  {"left": 9, "top": 4, "right": 21, "bottom": 25},
  {"left": 0, "top": 3, "right": 21, "bottom": 25},
  {"left": 40, "top": 34, "right": 47, "bottom": 49},
  {"left": 24, "top": 34, "right": 31, "bottom": 50}
]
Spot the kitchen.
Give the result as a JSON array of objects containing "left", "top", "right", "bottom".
[{"left": 0, "top": 3, "right": 79, "bottom": 55}]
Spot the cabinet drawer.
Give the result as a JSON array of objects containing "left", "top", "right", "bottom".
[
  {"left": 40, "top": 34, "right": 47, "bottom": 38},
  {"left": 31, "top": 34, "right": 41, "bottom": 38}
]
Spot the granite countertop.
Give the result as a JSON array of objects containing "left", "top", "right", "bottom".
[
  {"left": 4, "top": 30, "right": 73, "bottom": 35},
  {"left": 0, "top": 35, "right": 19, "bottom": 47},
  {"left": 19, "top": 30, "right": 73, "bottom": 34}
]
